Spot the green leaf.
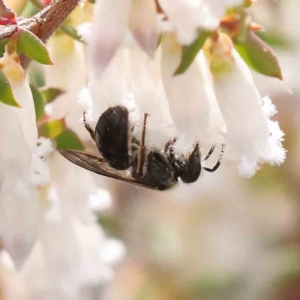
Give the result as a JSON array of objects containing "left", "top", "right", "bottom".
[
  {"left": 40, "top": 87, "right": 65, "bottom": 104},
  {"left": 17, "top": 28, "right": 53, "bottom": 65},
  {"left": 30, "top": 84, "right": 45, "bottom": 120},
  {"left": 256, "top": 30, "right": 293, "bottom": 50},
  {"left": 55, "top": 129, "right": 84, "bottom": 150},
  {"left": 39, "top": 119, "right": 66, "bottom": 138},
  {"left": 174, "top": 30, "right": 210, "bottom": 75},
  {"left": 0, "top": 39, "right": 8, "bottom": 58},
  {"left": 234, "top": 31, "right": 282, "bottom": 79},
  {"left": 60, "top": 23, "right": 85, "bottom": 43},
  {"left": 20, "top": 2, "right": 39, "bottom": 18},
  {"left": 28, "top": 61, "right": 46, "bottom": 88},
  {"left": 97, "top": 215, "right": 121, "bottom": 236},
  {"left": 29, "top": 0, "right": 43, "bottom": 10},
  {"left": 0, "top": 70, "right": 20, "bottom": 107}
]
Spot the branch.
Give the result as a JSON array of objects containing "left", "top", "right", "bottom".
[{"left": 0, "top": 0, "right": 81, "bottom": 42}]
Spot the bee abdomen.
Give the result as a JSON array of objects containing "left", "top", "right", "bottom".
[{"left": 95, "top": 106, "right": 129, "bottom": 170}]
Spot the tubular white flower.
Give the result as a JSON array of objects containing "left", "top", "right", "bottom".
[
  {"left": 129, "top": 49, "right": 175, "bottom": 150},
  {"left": 161, "top": 33, "right": 224, "bottom": 154},
  {"left": 128, "top": 0, "right": 159, "bottom": 58},
  {"left": 88, "top": 48, "right": 132, "bottom": 128},
  {"left": 48, "top": 152, "right": 98, "bottom": 223},
  {"left": 0, "top": 105, "right": 41, "bottom": 269},
  {"left": 18, "top": 151, "right": 125, "bottom": 298},
  {"left": 206, "top": 0, "right": 245, "bottom": 20},
  {"left": 89, "top": 0, "right": 160, "bottom": 78},
  {"left": 86, "top": 37, "right": 175, "bottom": 150},
  {"left": 19, "top": 219, "right": 118, "bottom": 299},
  {"left": 89, "top": 0, "right": 132, "bottom": 77},
  {"left": 45, "top": 33, "right": 90, "bottom": 141},
  {"left": 131, "top": 78, "right": 175, "bottom": 150},
  {"left": 158, "top": 0, "right": 244, "bottom": 45},
  {"left": 0, "top": 250, "right": 28, "bottom": 299},
  {"left": 158, "top": 0, "right": 218, "bottom": 45},
  {"left": 1, "top": 51, "right": 37, "bottom": 150},
  {"left": 205, "top": 34, "right": 286, "bottom": 177},
  {"left": 0, "top": 50, "right": 49, "bottom": 268},
  {"left": 42, "top": 31, "right": 127, "bottom": 298}
]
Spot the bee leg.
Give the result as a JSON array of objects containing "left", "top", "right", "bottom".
[
  {"left": 203, "top": 144, "right": 225, "bottom": 172},
  {"left": 179, "top": 143, "right": 201, "bottom": 183},
  {"left": 137, "top": 113, "right": 149, "bottom": 177},
  {"left": 164, "top": 138, "right": 176, "bottom": 164},
  {"left": 203, "top": 145, "right": 216, "bottom": 161},
  {"left": 83, "top": 111, "right": 95, "bottom": 141},
  {"left": 131, "top": 136, "right": 140, "bottom": 146},
  {"left": 164, "top": 138, "right": 176, "bottom": 153}
]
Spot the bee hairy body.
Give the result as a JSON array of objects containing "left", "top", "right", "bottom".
[{"left": 95, "top": 106, "right": 130, "bottom": 170}]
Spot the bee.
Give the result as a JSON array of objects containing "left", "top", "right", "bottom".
[{"left": 59, "top": 106, "right": 224, "bottom": 190}]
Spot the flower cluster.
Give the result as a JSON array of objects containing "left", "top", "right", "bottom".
[
  {"left": 0, "top": 8, "right": 125, "bottom": 299},
  {"left": 0, "top": 0, "right": 288, "bottom": 299},
  {"left": 85, "top": 0, "right": 285, "bottom": 177}
]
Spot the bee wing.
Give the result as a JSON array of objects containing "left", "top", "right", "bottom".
[{"left": 59, "top": 149, "right": 158, "bottom": 190}]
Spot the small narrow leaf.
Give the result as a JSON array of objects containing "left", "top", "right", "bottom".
[
  {"left": 20, "top": 2, "right": 39, "bottom": 18},
  {"left": 55, "top": 129, "right": 84, "bottom": 151},
  {"left": 256, "top": 31, "right": 292, "bottom": 50},
  {"left": 0, "top": 70, "right": 20, "bottom": 107},
  {"left": 40, "top": 87, "right": 65, "bottom": 103},
  {"left": 234, "top": 31, "right": 282, "bottom": 79},
  {"left": 174, "top": 30, "right": 210, "bottom": 75},
  {"left": 39, "top": 119, "right": 66, "bottom": 139},
  {"left": 17, "top": 28, "right": 53, "bottom": 65},
  {"left": 60, "top": 23, "right": 84, "bottom": 43},
  {"left": 30, "top": 85, "right": 45, "bottom": 120},
  {"left": 30, "top": 0, "right": 44, "bottom": 9}
]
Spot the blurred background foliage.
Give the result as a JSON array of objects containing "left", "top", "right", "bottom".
[{"left": 3, "top": 0, "right": 300, "bottom": 299}]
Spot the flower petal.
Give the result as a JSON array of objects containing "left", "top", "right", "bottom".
[
  {"left": 158, "top": 0, "right": 219, "bottom": 45},
  {"left": 88, "top": 48, "right": 131, "bottom": 126},
  {"left": 129, "top": 0, "right": 159, "bottom": 57},
  {"left": 1, "top": 51, "right": 37, "bottom": 150},
  {"left": 207, "top": 0, "right": 244, "bottom": 19},
  {"left": 161, "top": 34, "right": 224, "bottom": 154},
  {"left": 89, "top": 0, "right": 132, "bottom": 77},
  {"left": 206, "top": 34, "right": 285, "bottom": 175},
  {"left": 0, "top": 104, "right": 41, "bottom": 268}
]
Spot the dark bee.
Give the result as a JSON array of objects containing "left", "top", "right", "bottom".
[{"left": 59, "top": 106, "right": 224, "bottom": 190}]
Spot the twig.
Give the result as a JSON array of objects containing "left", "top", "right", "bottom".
[{"left": 0, "top": 0, "right": 81, "bottom": 42}]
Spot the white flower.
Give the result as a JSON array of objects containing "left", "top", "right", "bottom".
[
  {"left": 31, "top": 138, "right": 54, "bottom": 187},
  {"left": 44, "top": 32, "right": 90, "bottom": 141},
  {"left": 205, "top": 33, "right": 286, "bottom": 177},
  {"left": 77, "top": 22, "right": 92, "bottom": 44},
  {"left": 161, "top": 33, "right": 224, "bottom": 155},
  {"left": 0, "top": 49, "right": 48, "bottom": 268},
  {"left": 16, "top": 152, "right": 125, "bottom": 299},
  {"left": 100, "top": 239, "right": 126, "bottom": 265},
  {"left": 0, "top": 250, "right": 28, "bottom": 299},
  {"left": 19, "top": 219, "right": 119, "bottom": 300},
  {"left": 89, "top": 188, "right": 113, "bottom": 212},
  {"left": 158, "top": 0, "right": 244, "bottom": 45},
  {"left": 89, "top": 0, "right": 159, "bottom": 77},
  {"left": 86, "top": 13, "right": 285, "bottom": 178}
]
